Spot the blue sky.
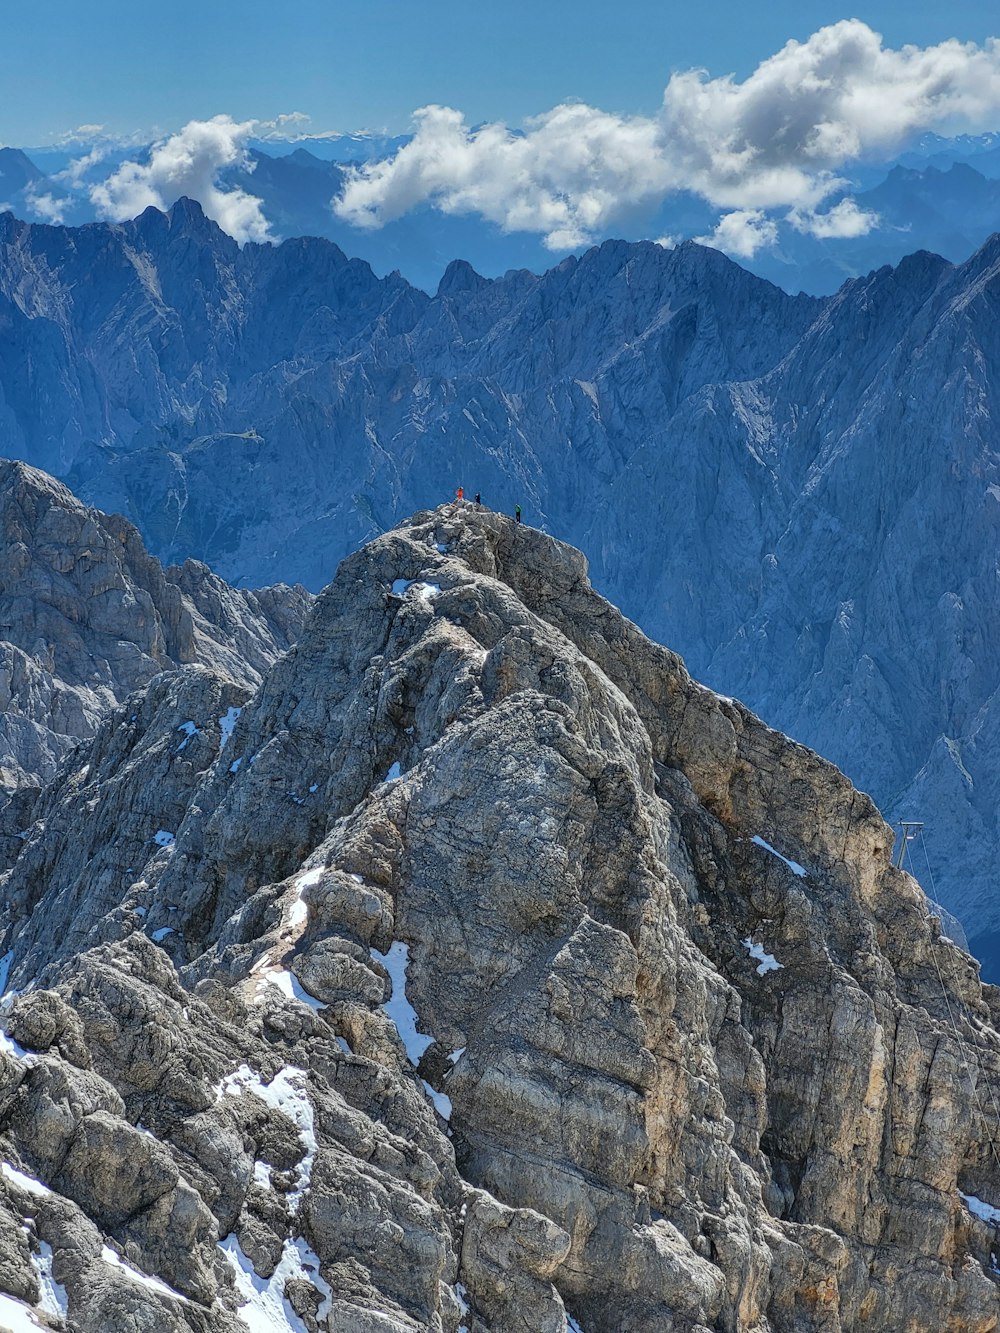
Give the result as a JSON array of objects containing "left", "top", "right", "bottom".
[{"left": 2, "top": 0, "right": 999, "bottom": 145}]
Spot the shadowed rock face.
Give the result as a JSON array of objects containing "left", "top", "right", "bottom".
[
  {"left": 2, "top": 504, "right": 1000, "bottom": 1330},
  {"left": 0, "top": 458, "right": 312, "bottom": 802}
]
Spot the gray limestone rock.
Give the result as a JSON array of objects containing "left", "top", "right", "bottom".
[{"left": 1, "top": 504, "right": 1000, "bottom": 1330}]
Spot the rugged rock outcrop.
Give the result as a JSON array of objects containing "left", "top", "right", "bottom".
[
  {"left": 6, "top": 207, "right": 1000, "bottom": 974},
  {"left": 2, "top": 505, "right": 1000, "bottom": 1331},
  {"left": 0, "top": 458, "right": 312, "bottom": 798}
]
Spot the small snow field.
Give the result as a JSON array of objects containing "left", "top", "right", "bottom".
[
  {"left": 422, "top": 1080, "right": 452, "bottom": 1120},
  {"left": 0, "top": 1291, "right": 47, "bottom": 1331},
  {"left": 742, "top": 938, "right": 784, "bottom": 977},
  {"left": 153, "top": 830, "right": 175, "bottom": 848},
  {"left": 0, "top": 1028, "right": 31, "bottom": 1062},
  {"left": 256, "top": 967, "right": 325, "bottom": 1014},
  {"left": 456, "top": 1281, "right": 470, "bottom": 1331},
  {"left": 751, "top": 835, "right": 807, "bottom": 877},
  {"left": 176, "top": 721, "right": 198, "bottom": 752},
  {"left": 390, "top": 578, "right": 441, "bottom": 602},
  {"left": 384, "top": 761, "right": 402, "bottom": 782},
  {"left": 370, "top": 942, "right": 434, "bottom": 1064},
  {"left": 2, "top": 1162, "right": 52, "bottom": 1197},
  {"left": 962, "top": 1192, "right": 1000, "bottom": 1225},
  {"left": 216, "top": 1066, "right": 316, "bottom": 1209},
  {"left": 33, "top": 1241, "right": 68, "bottom": 1318},
  {"left": 151, "top": 927, "right": 174, "bottom": 943},
  {"left": 220, "top": 1233, "right": 331, "bottom": 1333},
  {"left": 101, "top": 1244, "right": 188, "bottom": 1302},
  {"left": 218, "top": 706, "right": 242, "bottom": 750},
  {"left": 288, "top": 866, "right": 324, "bottom": 930}
]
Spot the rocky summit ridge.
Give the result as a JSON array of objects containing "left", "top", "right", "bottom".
[{"left": 2, "top": 502, "right": 1000, "bottom": 1331}]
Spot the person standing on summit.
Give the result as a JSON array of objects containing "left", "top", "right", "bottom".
[
  {"left": 515, "top": 505, "right": 522, "bottom": 524},
  {"left": 456, "top": 487, "right": 464, "bottom": 502}
]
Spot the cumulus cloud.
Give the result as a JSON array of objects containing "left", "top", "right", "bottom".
[
  {"left": 90, "top": 115, "right": 273, "bottom": 243},
  {"left": 333, "top": 20, "right": 1000, "bottom": 252},
  {"left": 23, "top": 185, "right": 69, "bottom": 225},
  {"left": 696, "top": 210, "right": 779, "bottom": 258},
  {"left": 790, "top": 198, "right": 880, "bottom": 239}
]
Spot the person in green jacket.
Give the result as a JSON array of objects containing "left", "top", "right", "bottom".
[{"left": 515, "top": 505, "right": 521, "bottom": 524}]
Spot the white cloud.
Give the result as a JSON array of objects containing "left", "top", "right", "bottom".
[
  {"left": 333, "top": 21, "right": 1000, "bottom": 252},
  {"left": 55, "top": 145, "right": 111, "bottom": 188},
  {"left": 790, "top": 198, "right": 880, "bottom": 239},
  {"left": 254, "top": 112, "right": 311, "bottom": 140},
  {"left": 89, "top": 115, "right": 273, "bottom": 244},
  {"left": 696, "top": 210, "right": 779, "bottom": 258},
  {"left": 23, "top": 185, "right": 68, "bottom": 225}
]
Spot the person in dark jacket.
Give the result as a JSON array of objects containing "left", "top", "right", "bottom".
[{"left": 515, "top": 505, "right": 521, "bottom": 523}]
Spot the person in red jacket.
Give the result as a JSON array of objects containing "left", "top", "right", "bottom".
[{"left": 456, "top": 486, "right": 464, "bottom": 501}]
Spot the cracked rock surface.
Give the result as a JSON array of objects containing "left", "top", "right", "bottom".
[{"left": 2, "top": 502, "right": 1000, "bottom": 1330}]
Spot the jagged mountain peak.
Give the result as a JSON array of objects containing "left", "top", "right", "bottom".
[
  {"left": 0, "top": 454, "right": 312, "bottom": 799},
  {"left": 2, "top": 495, "right": 999, "bottom": 1330}
]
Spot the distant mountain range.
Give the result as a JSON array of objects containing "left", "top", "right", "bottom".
[
  {"left": 3, "top": 200, "right": 1000, "bottom": 982},
  {"left": 4, "top": 131, "right": 1000, "bottom": 294}
]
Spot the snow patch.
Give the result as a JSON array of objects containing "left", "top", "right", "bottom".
[
  {"left": 962, "top": 1192, "right": 1000, "bottom": 1226},
  {"left": 447, "top": 1047, "right": 465, "bottom": 1065},
  {"left": 253, "top": 1160, "right": 272, "bottom": 1189},
  {"left": 33, "top": 1241, "right": 68, "bottom": 1318},
  {"left": 219, "top": 1233, "right": 331, "bottom": 1332},
  {"left": 176, "top": 720, "right": 198, "bottom": 752},
  {"left": 423, "top": 1080, "right": 452, "bottom": 1120},
  {"left": 219, "top": 706, "right": 242, "bottom": 750},
  {"left": 751, "top": 835, "right": 807, "bottom": 877},
  {"left": 567, "top": 1317, "right": 586, "bottom": 1333},
  {"left": 371, "top": 941, "right": 433, "bottom": 1064},
  {"left": 742, "top": 937, "right": 784, "bottom": 977},
  {"left": 216, "top": 1067, "right": 316, "bottom": 1208},
  {"left": 256, "top": 967, "right": 325, "bottom": 1015},
  {"left": 133, "top": 906, "right": 147, "bottom": 918},
  {"left": 230, "top": 758, "right": 243, "bottom": 773},
  {"left": 101, "top": 1244, "right": 188, "bottom": 1302},
  {"left": 456, "top": 1280, "right": 470, "bottom": 1331},
  {"left": 0, "top": 1292, "right": 47, "bottom": 1331},
  {"left": 384, "top": 761, "right": 402, "bottom": 782},
  {"left": 151, "top": 927, "right": 174, "bottom": 943},
  {"left": 0, "top": 1027, "right": 31, "bottom": 1062},
  {"left": 153, "top": 830, "right": 175, "bottom": 848},
  {"left": 2, "top": 1163, "right": 52, "bottom": 1197},
  {"left": 390, "top": 578, "right": 440, "bottom": 602}
]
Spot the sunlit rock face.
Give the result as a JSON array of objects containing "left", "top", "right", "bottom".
[{"left": 2, "top": 504, "right": 999, "bottom": 1331}]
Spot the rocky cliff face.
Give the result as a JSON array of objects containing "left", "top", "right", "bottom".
[
  {"left": 2, "top": 505, "right": 1000, "bottom": 1331},
  {"left": 4, "top": 205, "right": 1000, "bottom": 974},
  {"left": 0, "top": 458, "right": 312, "bottom": 802}
]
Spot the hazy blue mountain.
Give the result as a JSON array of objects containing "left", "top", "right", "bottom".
[{"left": 3, "top": 200, "right": 1000, "bottom": 976}]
